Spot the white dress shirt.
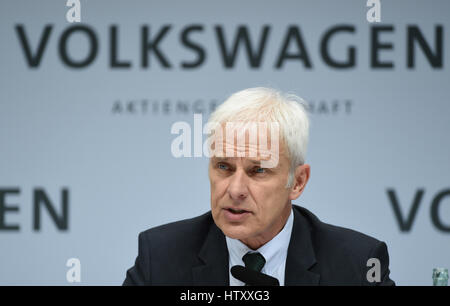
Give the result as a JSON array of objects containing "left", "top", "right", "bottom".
[{"left": 225, "top": 208, "right": 294, "bottom": 286}]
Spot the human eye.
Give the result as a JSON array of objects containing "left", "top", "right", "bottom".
[
  {"left": 217, "top": 163, "right": 229, "bottom": 171},
  {"left": 253, "top": 167, "right": 266, "bottom": 174}
]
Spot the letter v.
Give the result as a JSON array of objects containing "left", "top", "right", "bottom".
[
  {"left": 387, "top": 188, "right": 424, "bottom": 232},
  {"left": 15, "top": 24, "right": 53, "bottom": 68}
]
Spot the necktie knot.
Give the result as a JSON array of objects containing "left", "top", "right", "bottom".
[{"left": 242, "top": 251, "right": 266, "bottom": 272}]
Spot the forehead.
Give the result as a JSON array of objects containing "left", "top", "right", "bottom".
[
  {"left": 208, "top": 121, "right": 287, "bottom": 168},
  {"left": 213, "top": 122, "right": 284, "bottom": 147}
]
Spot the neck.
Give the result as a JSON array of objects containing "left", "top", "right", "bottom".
[{"left": 240, "top": 203, "right": 292, "bottom": 250}]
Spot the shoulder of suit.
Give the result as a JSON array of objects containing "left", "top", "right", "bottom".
[
  {"left": 293, "top": 205, "right": 383, "bottom": 255},
  {"left": 139, "top": 210, "right": 214, "bottom": 245}
]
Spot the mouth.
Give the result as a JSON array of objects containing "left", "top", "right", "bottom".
[
  {"left": 222, "top": 207, "right": 251, "bottom": 221},
  {"left": 225, "top": 207, "right": 250, "bottom": 214}
]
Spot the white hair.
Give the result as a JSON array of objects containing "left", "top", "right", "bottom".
[{"left": 206, "top": 87, "right": 310, "bottom": 188}]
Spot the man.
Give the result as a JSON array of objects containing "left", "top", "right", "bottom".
[{"left": 123, "top": 87, "right": 395, "bottom": 286}]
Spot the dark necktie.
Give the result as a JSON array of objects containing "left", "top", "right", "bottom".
[{"left": 242, "top": 251, "right": 266, "bottom": 272}]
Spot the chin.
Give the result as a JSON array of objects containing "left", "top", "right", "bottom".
[{"left": 219, "top": 222, "right": 251, "bottom": 240}]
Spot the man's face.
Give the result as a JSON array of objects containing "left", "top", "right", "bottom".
[{"left": 208, "top": 125, "right": 297, "bottom": 247}]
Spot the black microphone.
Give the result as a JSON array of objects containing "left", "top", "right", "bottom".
[{"left": 231, "top": 265, "right": 280, "bottom": 286}]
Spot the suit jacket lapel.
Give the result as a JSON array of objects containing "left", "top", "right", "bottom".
[
  {"left": 285, "top": 206, "right": 321, "bottom": 285},
  {"left": 192, "top": 220, "right": 229, "bottom": 285},
  {"left": 192, "top": 207, "right": 319, "bottom": 286}
]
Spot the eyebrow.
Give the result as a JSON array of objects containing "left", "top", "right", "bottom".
[
  {"left": 212, "top": 157, "right": 281, "bottom": 168},
  {"left": 212, "top": 157, "right": 261, "bottom": 163}
]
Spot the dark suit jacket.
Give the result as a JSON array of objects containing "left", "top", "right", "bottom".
[{"left": 123, "top": 205, "right": 395, "bottom": 286}]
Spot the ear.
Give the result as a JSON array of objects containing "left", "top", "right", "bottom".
[{"left": 289, "top": 164, "right": 311, "bottom": 200}]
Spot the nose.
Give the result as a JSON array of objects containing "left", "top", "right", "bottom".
[{"left": 227, "top": 169, "right": 249, "bottom": 202}]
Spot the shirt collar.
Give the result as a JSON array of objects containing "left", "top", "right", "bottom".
[{"left": 225, "top": 208, "right": 294, "bottom": 270}]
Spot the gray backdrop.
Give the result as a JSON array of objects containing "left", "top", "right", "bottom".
[{"left": 0, "top": 0, "right": 449, "bottom": 285}]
